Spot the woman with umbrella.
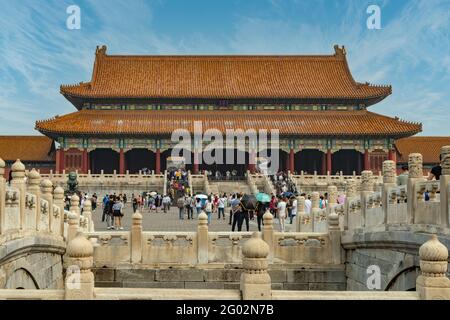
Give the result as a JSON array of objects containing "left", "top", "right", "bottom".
[{"left": 256, "top": 192, "right": 271, "bottom": 231}]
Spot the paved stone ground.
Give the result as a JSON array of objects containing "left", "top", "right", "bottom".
[{"left": 91, "top": 205, "right": 295, "bottom": 232}]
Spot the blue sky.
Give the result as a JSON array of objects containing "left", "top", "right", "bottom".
[{"left": 0, "top": 0, "right": 449, "bottom": 135}]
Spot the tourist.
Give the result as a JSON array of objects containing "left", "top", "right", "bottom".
[
  {"left": 195, "top": 197, "right": 202, "bottom": 218},
  {"left": 319, "top": 195, "right": 327, "bottom": 209},
  {"left": 290, "top": 196, "right": 297, "bottom": 224},
  {"left": 91, "top": 193, "right": 97, "bottom": 212},
  {"left": 242, "top": 207, "right": 250, "bottom": 232},
  {"left": 132, "top": 195, "right": 138, "bottom": 213},
  {"left": 303, "top": 193, "right": 312, "bottom": 214},
  {"left": 184, "top": 195, "right": 193, "bottom": 219},
  {"left": 218, "top": 194, "right": 226, "bottom": 220},
  {"left": 162, "top": 194, "right": 171, "bottom": 213},
  {"left": 102, "top": 195, "right": 109, "bottom": 222},
  {"left": 256, "top": 201, "right": 267, "bottom": 232},
  {"left": 177, "top": 196, "right": 185, "bottom": 220},
  {"left": 269, "top": 195, "right": 277, "bottom": 218},
  {"left": 123, "top": 194, "right": 127, "bottom": 207},
  {"left": 397, "top": 165, "right": 409, "bottom": 186},
  {"left": 112, "top": 198, "right": 124, "bottom": 230},
  {"left": 205, "top": 196, "right": 213, "bottom": 225},
  {"left": 277, "top": 196, "right": 287, "bottom": 232},
  {"left": 337, "top": 193, "right": 346, "bottom": 205},
  {"left": 428, "top": 154, "right": 442, "bottom": 181},
  {"left": 106, "top": 195, "right": 114, "bottom": 230},
  {"left": 231, "top": 194, "right": 243, "bottom": 231}
]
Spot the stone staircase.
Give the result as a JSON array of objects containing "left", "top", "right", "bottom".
[{"left": 208, "top": 180, "right": 252, "bottom": 195}]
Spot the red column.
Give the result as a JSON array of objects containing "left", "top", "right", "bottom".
[
  {"left": 155, "top": 148, "right": 161, "bottom": 174},
  {"left": 87, "top": 151, "right": 90, "bottom": 173},
  {"left": 326, "top": 149, "right": 332, "bottom": 174},
  {"left": 388, "top": 149, "right": 397, "bottom": 163},
  {"left": 321, "top": 152, "right": 326, "bottom": 174},
  {"left": 60, "top": 149, "right": 65, "bottom": 172},
  {"left": 193, "top": 152, "right": 199, "bottom": 174},
  {"left": 56, "top": 149, "right": 61, "bottom": 173},
  {"left": 119, "top": 148, "right": 125, "bottom": 174},
  {"left": 83, "top": 148, "right": 88, "bottom": 173},
  {"left": 289, "top": 149, "right": 294, "bottom": 173},
  {"left": 364, "top": 149, "right": 370, "bottom": 171},
  {"left": 248, "top": 151, "right": 256, "bottom": 173}
]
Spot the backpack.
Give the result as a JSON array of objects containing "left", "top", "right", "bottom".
[{"left": 206, "top": 202, "right": 212, "bottom": 212}]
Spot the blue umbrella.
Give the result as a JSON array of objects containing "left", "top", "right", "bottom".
[
  {"left": 282, "top": 191, "right": 294, "bottom": 198},
  {"left": 256, "top": 192, "right": 271, "bottom": 203}
]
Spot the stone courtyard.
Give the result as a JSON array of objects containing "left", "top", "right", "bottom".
[{"left": 91, "top": 204, "right": 294, "bottom": 232}]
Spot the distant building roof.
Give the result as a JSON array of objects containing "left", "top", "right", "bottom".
[
  {"left": 60, "top": 45, "right": 391, "bottom": 107},
  {"left": 0, "top": 136, "right": 55, "bottom": 162},
  {"left": 395, "top": 136, "right": 450, "bottom": 164},
  {"left": 36, "top": 109, "right": 421, "bottom": 138}
]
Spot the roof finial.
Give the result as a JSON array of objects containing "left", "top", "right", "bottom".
[
  {"left": 333, "top": 44, "right": 346, "bottom": 58},
  {"left": 96, "top": 45, "right": 107, "bottom": 56}
]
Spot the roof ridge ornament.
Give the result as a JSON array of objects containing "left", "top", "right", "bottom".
[
  {"left": 333, "top": 44, "right": 346, "bottom": 58},
  {"left": 96, "top": 45, "right": 107, "bottom": 56}
]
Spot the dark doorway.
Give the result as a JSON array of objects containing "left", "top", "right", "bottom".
[
  {"left": 125, "top": 149, "right": 155, "bottom": 173},
  {"left": 332, "top": 150, "right": 363, "bottom": 175},
  {"left": 89, "top": 149, "right": 120, "bottom": 174},
  {"left": 201, "top": 149, "right": 249, "bottom": 177},
  {"left": 295, "top": 149, "right": 324, "bottom": 174}
]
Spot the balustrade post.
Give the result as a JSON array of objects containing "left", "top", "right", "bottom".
[
  {"left": 10, "top": 160, "right": 26, "bottom": 230},
  {"left": 27, "top": 169, "right": 41, "bottom": 231},
  {"left": 262, "top": 210, "right": 274, "bottom": 261},
  {"left": 311, "top": 192, "right": 320, "bottom": 232},
  {"left": 240, "top": 232, "right": 271, "bottom": 300},
  {"left": 197, "top": 211, "right": 209, "bottom": 264},
  {"left": 53, "top": 186, "right": 65, "bottom": 237},
  {"left": 382, "top": 160, "right": 397, "bottom": 224},
  {"left": 0, "top": 158, "right": 5, "bottom": 234},
  {"left": 327, "top": 185, "right": 337, "bottom": 215},
  {"left": 64, "top": 232, "right": 94, "bottom": 300},
  {"left": 70, "top": 194, "right": 80, "bottom": 216},
  {"left": 416, "top": 235, "right": 450, "bottom": 299},
  {"left": 407, "top": 153, "right": 425, "bottom": 224},
  {"left": 131, "top": 211, "right": 143, "bottom": 263},
  {"left": 343, "top": 178, "right": 356, "bottom": 230},
  {"left": 440, "top": 146, "right": 450, "bottom": 227},
  {"left": 67, "top": 211, "right": 79, "bottom": 243},
  {"left": 327, "top": 212, "right": 341, "bottom": 264},
  {"left": 360, "top": 170, "right": 374, "bottom": 228},
  {"left": 82, "top": 199, "right": 93, "bottom": 232},
  {"left": 296, "top": 196, "right": 305, "bottom": 232},
  {"left": 40, "top": 179, "right": 53, "bottom": 233}
]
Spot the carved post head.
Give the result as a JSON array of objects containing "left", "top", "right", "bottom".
[
  {"left": 327, "top": 212, "right": 340, "bottom": 231},
  {"left": 346, "top": 179, "right": 357, "bottom": 198},
  {"left": 408, "top": 153, "right": 423, "bottom": 178},
  {"left": 40, "top": 179, "right": 53, "bottom": 196},
  {"left": 27, "top": 169, "right": 41, "bottom": 192},
  {"left": 242, "top": 232, "right": 269, "bottom": 264},
  {"left": 327, "top": 186, "right": 338, "bottom": 205},
  {"left": 263, "top": 209, "right": 273, "bottom": 228},
  {"left": 0, "top": 157, "right": 5, "bottom": 176},
  {"left": 53, "top": 186, "right": 64, "bottom": 202},
  {"left": 419, "top": 234, "right": 448, "bottom": 277},
  {"left": 83, "top": 199, "right": 92, "bottom": 213},
  {"left": 311, "top": 192, "right": 320, "bottom": 209},
  {"left": 70, "top": 194, "right": 80, "bottom": 211},
  {"left": 382, "top": 160, "right": 396, "bottom": 184},
  {"left": 132, "top": 211, "right": 143, "bottom": 227},
  {"left": 11, "top": 159, "right": 25, "bottom": 180},
  {"left": 298, "top": 196, "right": 305, "bottom": 212},
  {"left": 361, "top": 170, "right": 374, "bottom": 192},
  {"left": 198, "top": 211, "right": 208, "bottom": 228},
  {"left": 441, "top": 146, "right": 450, "bottom": 176}
]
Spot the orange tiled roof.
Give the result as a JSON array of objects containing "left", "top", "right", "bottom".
[
  {"left": 36, "top": 110, "right": 421, "bottom": 138},
  {"left": 395, "top": 136, "right": 450, "bottom": 164},
  {"left": 0, "top": 136, "right": 55, "bottom": 162},
  {"left": 60, "top": 45, "right": 391, "bottom": 105}
]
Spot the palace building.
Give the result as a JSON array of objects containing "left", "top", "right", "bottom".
[{"left": 35, "top": 45, "right": 422, "bottom": 175}]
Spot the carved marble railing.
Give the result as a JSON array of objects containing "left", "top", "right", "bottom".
[{"left": 1, "top": 160, "right": 65, "bottom": 241}]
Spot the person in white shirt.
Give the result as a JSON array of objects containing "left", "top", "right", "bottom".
[
  {"left": 290, "top": 197, "right": 297, "bottom": 224},
  {"left": 162, "top": 195, "right": 171, "bottom": 213},
  {"left": 302, "top": 193, "right": 312, "bottom": 214},
  {"left": 277, "top": 196, "right": 287, "bottom": 232},
  {"left": 218, "top": 195, "right": 226, "bottom": 220}
]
